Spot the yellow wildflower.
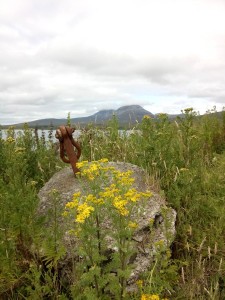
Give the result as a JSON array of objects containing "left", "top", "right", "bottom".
[
  {"left": 89, "top": 163, "right": 99, "bottom": 172},
  {"left": 141, "top": 191, "right": 152, "bottom": 198},
  {"left": 87, "top": 173, "right": 95, "bottom": 181},
  {"left": 94, "top": 198, "right": 104, "bottom": 205},
  {"left": 113, "top": 197, "right": 129, "bottom": 216},
  {"left": 120, "top": 177, "right": 135, "bottom": 185},
  {"left": 6, "top": 136, "right": 15, "bottom": 143},
  {"left": 124, "top": 188, "right": 141, "bottom": 202},
  {"left": 166, "top": 250, "right": 171, "bottom": 258},
  {"left": 98, "top": 158, "right": 108, "bottom": 163},
  {"left": 113, "top": 170, "right": 133, "bottom": 179},
  {"left": 62, "top": 211, "right": 69, "bottom": 217},
  {"left": 15, "top": 147, "right": 26, "bottom": 153},
  {"left": 85, "top": 194, "right": 104, "bottom": 205},
  {"left": 68, "top": 228, "right": 81, "bottom": 237},
  {"left": 128, "top": 221, "right": 138, "bottom": 229},
  {"left": 86, "top": 194, "right": 96, "bottom": 202},
  {"left": 81, "top": 162, "right": 101, "bottom": 180},
  {"left": 113, "top": 170, "right": 135, "bottom": 186},
  {"left": 141, "top": 294, "right": 160, "bottom": 300},
  {"left": 99, "top": 190, "right": 112, "bottom": 198},
  {"left": 151, "top": 295, "right": 160, "bottom": 300},
  {"left": 149, "top": 218, "right": 154, "bottom": 226},
  {"left": 73, "top": 192, "right": 81, "bottom": 200},
  {"left": 136, "top": 279, "right": 143, "bottom": 287},
  {"left": 65, "top": 201, "right": 78, "bottom": 209},
  {"left": 100, "top": 184, "right": 119, "bottom": 198},
  {"left": 108, "top": 184, "right": 120, "bottom": 193},
  {"left": 76, "top": 203, "right": 94, "bottom": 223},
  {"left": 65, "top": 193, "right": 80, "bottom": 210},
  {"left": 154, "top": 240, "right": 165, "bottom": 249},
  {"left": 76, "top": 160, "right": 89, "bottom": 169}
]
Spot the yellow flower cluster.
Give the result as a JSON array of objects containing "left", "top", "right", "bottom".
[
  {"left": 6, "top": 136, "right": 15, "bottom": 143},
  {"left": 149, "top": 218, "right": 154, "bottom": 226},
  {"left": 99, "top": 184, "right": 119, "bottom": 199},
  {"left": 65, "top": 201, "right": 78, "bottom": 209},
  {"left": 73, "top": 192, "right": 81, "bottom": 199},
  {"left": 97, "top": 158, "right": 109, "bottom": 163},
  {"left": 77, "top": 158, "right": 108, "bottom": 169},
  {"left": 113, "top": 170, "right": 135, "bottom": 186},
  {"left": 124, "top": 188, "right": 141, "bottom": 202},
  {"left": 64, "top": 159, "right": 153, "bottom": 221},
  {"left": 154, "top": 240, "right": 165, "bottom": 248},
  {"left": 76, "top": 160, "right": 89, "bottom": 169},
  {"left": 113, "top": 196, "right": 129, "bottom": 216},
  {"left": 141, "top": 295, "right": 159, "bottom": 300},
  {"left": 15, "top": 147, "right": 26, "bottom": 153},
  {"left": 67, "top": 228, "right": 81, "bottom": 237},
  {"left": 86, "top": 194, "right": 104, "bottom": 205},
  {"left": 83, "top": 164, "right": 100, "bottom": 181},
  {"left": 76, "top": 202, "right": 94, "bottom": 223},
  {"left": 65, "top": 191, "right": 97, "bottom": 223},
  {"left": 141, "top": 294, "right": 168, "bottom": 300},
  {"left": 136, "top": 279, "right": 143, "bottom": 287},
  {"left": 128, "top": 221, "right": 138, "bottom": 229},
  {"left": 138, "top": 284, "right": 169, "bottom": 300},
  {"left": 65, "top": 192, "right": 81, "bottom": 209},
  {"left": 77, "top": 159, "right": 112, "bottom": 181}
]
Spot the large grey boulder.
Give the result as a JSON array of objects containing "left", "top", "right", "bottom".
[{"left": 38, "top": 162, "right": 176, "bottom": 291}]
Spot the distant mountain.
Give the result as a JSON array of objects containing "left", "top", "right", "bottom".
[
  {"left": 90, "top": 105, "right": 154, "bottom": 125},
  {"left": 9, "top": 105, "right": 155, "bottom": 128}
]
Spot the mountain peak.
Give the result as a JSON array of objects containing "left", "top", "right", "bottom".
[
  {"left": 116, "top": 105, "right": 143, "bottom": 112},
  {"left": 115, "top": 105, "right": 154, "bottom": 119},
  {"left": 9, "top": 105, "right": 154, "bottom": 128}
]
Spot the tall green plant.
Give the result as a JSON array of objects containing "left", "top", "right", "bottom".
[{"left": 64, "top": 159, "right": 151, "bottom": 299}]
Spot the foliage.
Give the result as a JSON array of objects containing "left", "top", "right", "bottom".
[
  {"left": 0, "top": 108, "right": 225, "bottom": 299},
  {"left": 79, "top": 109, "right": 225, "bottom": 299},
  {"left": 63, "top": 159, "right": 151, "bottom": 299},
  {"left": 0, "top": 126, "right": 64, "bottom": 298}
]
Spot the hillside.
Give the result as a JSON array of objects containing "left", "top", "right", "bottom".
[{"left": 9, "top": 105, "right": 154, "bottom": 128}]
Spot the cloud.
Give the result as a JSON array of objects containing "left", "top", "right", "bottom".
[{"left": 1, "top": 0, "right": 225, "bottom": 125}]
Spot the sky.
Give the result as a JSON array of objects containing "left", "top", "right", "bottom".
[{"left": 1, "top": 0, "right": 225, "bottom": 125}]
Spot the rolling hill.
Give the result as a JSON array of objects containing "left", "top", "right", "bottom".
[{"left": 9, "top": 105, "right": 155, "bottom": 128}]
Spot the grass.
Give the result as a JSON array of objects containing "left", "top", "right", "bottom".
[{"left": 0, "top": 108, "right": 225, "bottom": 299}]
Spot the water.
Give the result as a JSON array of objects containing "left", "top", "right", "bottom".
[
  {"left": 0, "top": 128, "right": 139, "bottom": 141},
  {"left": 0, "top": 129, "right": 81, "bottom": 142}
]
